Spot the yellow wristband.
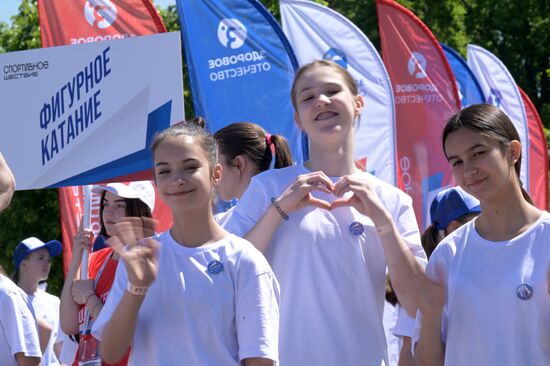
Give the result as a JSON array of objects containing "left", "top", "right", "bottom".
[{"left": 126, "top": 282, "right": 148, "bottom": 296}]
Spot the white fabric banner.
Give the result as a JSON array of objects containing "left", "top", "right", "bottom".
[
  {"left": 280, "top": 0, "right": 397, "bottom": 185},
  {"left": 467, "top": 44, "right": 529, "bottom": 190},
  {"left": 0, "top": 32, "right": 184, "bottom": 190}
]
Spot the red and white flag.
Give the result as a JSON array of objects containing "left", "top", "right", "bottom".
[
  {"left": 376, "top": 0, "right": 461, "bottom": 229},
  {"left": 520, "top": 87, "right": 548, "bottom": 209}
]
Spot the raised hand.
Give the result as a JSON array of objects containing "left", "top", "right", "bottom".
[
  {"left": 71, "top": 219, "right": 94, "bottom": 265},
  {"left": 331, "top": 175, "right": 388, "bottom": 223},
  {"left": 109, "top": 217, "right": 157, "bottom": 247},
  {"left": 71, "top": 279, "right": 95, "bottom": 304},
  {"left": 108, "top": 236, "right": 160, "bottom": 288},
  {"left": 276, "top": 171, "right": 334, "bottom": 213}
]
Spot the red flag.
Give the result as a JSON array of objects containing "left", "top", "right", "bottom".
[
  {"left": 519, "top": 87, "right": 548, "bottom": 209},
  {"left": 37, "top": 0, "right": 171, "bottom": 275},
  {"left": 376, "top": 0, "right": 461, "bottom": 229},
  {"left": 37, "top": 0, "right": 166, "bottom": 47}
]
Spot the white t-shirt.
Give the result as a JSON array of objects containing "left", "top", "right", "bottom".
[
  {"left": 28, "top": 290, "right": 61, "bottom": 366},
  {"left": 93, "top": 231, "right": 280, "bottom": 366},
  {"left": 224, "top": 164, "right": 425, "bottom": 366},
  {"left": 414, "top": 212, "right": 550, "bottom": 365},
  {"left": 0, "top": 274, "right": 41, "bottom": 366}
]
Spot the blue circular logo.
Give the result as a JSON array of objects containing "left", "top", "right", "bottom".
[
  {"left": 516, "top": 283, "right": 533, "bottom": 301},
  {"left": 323, "top": 48, "right": 348, "bottom": 69},
  {"left": 207, "top": 260, "right": 224, "bottom": 275},
  {"left": 349, "top": 221, "right": 364, "bottom": 236}
]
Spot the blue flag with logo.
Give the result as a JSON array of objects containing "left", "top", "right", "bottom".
[
  {"left": 440, "top": 43, "right": 484, "bottom": 108},
  {"left": 176, "top": 0, "right": 303, "bottom": 160}
]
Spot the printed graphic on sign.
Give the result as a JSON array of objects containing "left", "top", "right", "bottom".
[
  {"left": 407, "top": 52, "right": 427, "bottom": 79},
  {"left": 323, "top": 48, "right": 348, "bottom": 69},
  {"left": 486, "top": 88, "right": 503, "bottom": 107},
  {"left": 0, "top": 32, "right": 184, "bottom": 189},
  {"left": 84, "top": 0, "right": 117, "bottom": 29},
  {"left": 217, "top": 18, "right": 247, "bottom": 49}
]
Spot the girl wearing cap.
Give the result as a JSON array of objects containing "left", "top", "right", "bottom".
[
  {"left": 12, "top": 237, "right": 63, "bottom": 365},
  {"left": 415, "top": 104, "right": 550, "bottom": 365},
  {"left": 60, "top": 181, "right": 154, "bottom": 366},
  {"left": 422, "top": 186, "right": 481, "bottom": 258},
  {"left": 213, "top": 122, "right": 293, "bottom": 222},
  {"left": 92, "top": 122, "right": 279, "bottom": 366},
  {"left": 222, "top": 60, "right": 428, "bottom": 365}
]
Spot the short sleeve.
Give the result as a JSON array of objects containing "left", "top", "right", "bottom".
[
  {"left": 223, "top": 176, "right": 271, "bottom": 237},
  {"left": 0, "top": 289, "right": 41, "bottom": 359},
  {"left": 394, "top": 305, "right": 416, "bottom": 338},
  {"left": 234, "top": 247, "right": 280, "bottom": 362},
  {"left": 392, "top": 193, "right": 426, "bottom": 261},
  {"left": 91, "top": 260, "right": 128, "bottom": 341}
]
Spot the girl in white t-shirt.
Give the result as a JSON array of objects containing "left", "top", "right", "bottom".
[
  {"left": 93, "top": 122, "right": 279, "bottom": 366},
  {"left": 213, "top": 122, "right": 293, "bottom": 223},
  {"left": 415, "top": 103, "right": 550, "bottom": 365},
  {"left": 12, "top": 237, "right": 63, "bottom": 366},
  {"left": 223, "top": 60, "right": 428, "bottom": 366}
]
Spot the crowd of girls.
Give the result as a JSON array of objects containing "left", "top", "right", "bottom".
[{"left": 1, "top": 60, "right": 548, "bottom": 366}]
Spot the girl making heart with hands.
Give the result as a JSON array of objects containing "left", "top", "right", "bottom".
[{"left": 224, "top": 60, "right": 429, "bottom": 366}]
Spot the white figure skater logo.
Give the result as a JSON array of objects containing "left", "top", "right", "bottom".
[
  {"left": 84, "top": 0, "right": 118, "bottom": 30},
  {"left": 407, "top": 52, "right": 428, "bottom": 79},
  {"left": 217, "top": 18, "right": 247, "bottom": 49}
]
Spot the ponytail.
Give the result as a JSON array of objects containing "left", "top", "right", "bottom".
[
  {"left": 421, "top": 224, "right": 441, "bottom": 259},
  {"left": 215, "top": 122, "right": 293, "bottom": 174},
  {"left": 268, "top": 134, "right": 293, "bottom": 169}
]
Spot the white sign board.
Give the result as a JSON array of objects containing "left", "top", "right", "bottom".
[{"left": 0, "top": 32, "right": 184, "bottom": 189}]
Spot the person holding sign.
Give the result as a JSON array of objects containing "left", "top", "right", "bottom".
[
  {"left": 415, "top": 104, "right": 550, "bottom": 365},
  {"left": 222, "top": 60, "right": 428, "bottom": 365},
  {"left": 59, "top": 182, "right": 154, "bottom": 366},
  {"left": 92, "top": 122, "right": 279, "bottom": 366}
]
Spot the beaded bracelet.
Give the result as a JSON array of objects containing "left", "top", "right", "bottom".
[{"left": 271, "top": 197, "right": 289, "bottom": 221}]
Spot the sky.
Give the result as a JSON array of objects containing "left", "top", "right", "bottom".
[{"left": 0, "top": 0, "right": 176, "bottom": 25}]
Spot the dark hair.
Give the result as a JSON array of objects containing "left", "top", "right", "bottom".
[
  {"left": 422, "top": 212, "right": 480, "bottom": 259},
  {"left": 98, "top": 190, "right": 153, "bottom": 238},
  {"left": 421, "top": 224, "right": 441, "bottom": 260},
  {"left": 442, "top": 103, "right": 533, "bottom": 204},
  {"left": 11, "top": 269, "right": 19, "bottom": 283},
  {"left": 151, "top": 120, "right": 218, "bottom": 173},
  {"left": 290, "top": 60, "right": 358, "bottom": 110},
  {"left": 214, "top": 122, "right": 293, "bottom": 174}
]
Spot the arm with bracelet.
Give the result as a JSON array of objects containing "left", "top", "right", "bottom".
[{"left": 94, "top": 237, "right": 158, "bottom": 364}]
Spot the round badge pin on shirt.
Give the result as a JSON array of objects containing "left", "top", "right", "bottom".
[
  {"left": 207, "top": 260, "right": 224, "bottom": 275},
  {"left": 516, "top": 283, "right": 533, "bottom": 301},
  {"left": 349, "top": 221, "right": 364, "bottom": 236}
]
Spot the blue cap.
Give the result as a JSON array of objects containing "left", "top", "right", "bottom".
[
  {"left": 13, "top": 237, "right": 62, "bottom": 271},
  {"left": 430, "top": 187, "right": 481, "bottom": 230}
]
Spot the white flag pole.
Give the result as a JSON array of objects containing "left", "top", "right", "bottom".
[{"left": 80, "top": 185, "right": 92, "bottom": 280}]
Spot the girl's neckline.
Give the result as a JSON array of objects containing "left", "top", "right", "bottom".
[
  {"left": 472, "top": 211, "right": 549, "bottom": 245},
  {"left": 301, "top": 162, "right": 361, "bottom": 179}
]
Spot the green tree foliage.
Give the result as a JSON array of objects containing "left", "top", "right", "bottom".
[{"left": 0, "top": 0, "right": 548, "bottom": 296}]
